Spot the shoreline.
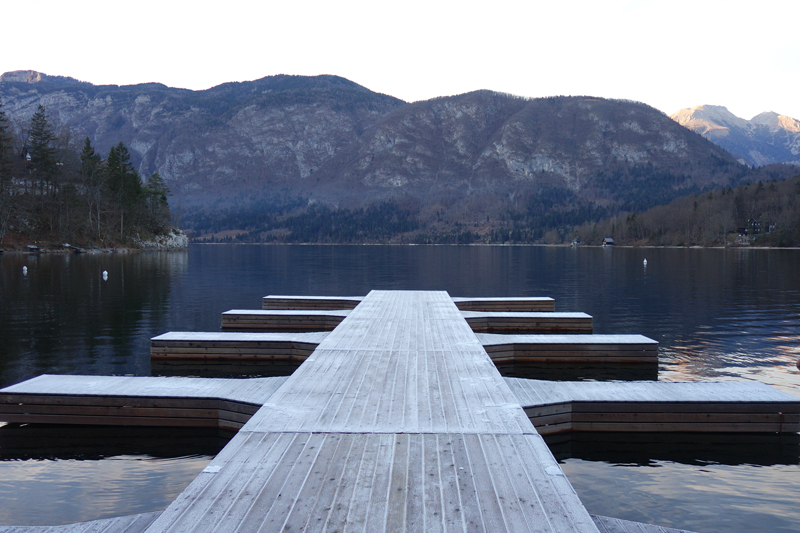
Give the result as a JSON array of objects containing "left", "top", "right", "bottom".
[{"left": 186, "top": 242, "right": 800, "bottom": 250}]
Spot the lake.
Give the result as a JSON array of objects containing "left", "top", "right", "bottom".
[{"left": 1, "top": 244, "right": 799, "bottom": 531}]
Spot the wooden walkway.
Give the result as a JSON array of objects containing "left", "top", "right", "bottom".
[
  {"left": 461, "top": 311, "right": 592, "bottom": 334},
  {"left": 262, "top": 296, "right": 556, "bottom": 312},
  {"left": 4, "top": 375, "right": 797, "bottom": 435},
  {"left": 147, "top": 291, "right": 599, "bottom": 532},
  {"left": 477, "top": 334, "right": 657, "bottom": 364},
  {"left": 150, "top": 332, "right": 329, "bottom": 362},
  {"left": 0, "top": 375, "right": 287, "bottom": 430},
  {"left": 3, "top": 291, "right": 798, "bottom": 532},
  {"left": 223, "top": 309, "right": 592, "bottom": 334},
  {"left": 0, "top": 513, "right": 697, "bottom": 533},
  {"left": 507, "top": 378, "right": 800, "bottom": 434},
  {"left": 147, "top": 332, "right": 654, "bottom": 365},
  {"left": 221, "top": 310, "right": 350, "bottom": 331}
]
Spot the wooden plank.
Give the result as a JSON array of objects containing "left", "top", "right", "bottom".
[
  {"left": 463, "top": 312, "right": 593, "bottom": 334},
  {"left": 452, "top": 297, "right": 555, "bottom": 312},
  {"left": 221, "top": 310, "right": 350, "bottom": 331},
  {"left": 262, "top": 295, "right": 363, "bottom": 310},
  {"left": 506, "top": 378, "right": 800, "bottom": 433},
  {"left": 146, "top": 291, "right": 599, "bottom": 532}
]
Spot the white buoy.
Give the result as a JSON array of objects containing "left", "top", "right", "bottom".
[
  {"left": 22, "top": 266, "right": 27, "bottom": 275},
  {"left": 102, "top": 270, "right": 108, "bottom": 281},
  {"left": 643, "top": 259, "right": 648, "bottom": 266}
]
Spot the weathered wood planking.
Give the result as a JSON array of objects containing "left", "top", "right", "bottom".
[
  {"left": 146, "top": 290, "right": 600, "bottom": 533},
  {"left": 4, "top": 374, "right": 797, "bottom": 435},
  {"left": 478, "top": 334, "right": 658, "bottom": 364},
  {"left": 0, "top": 513, "right": 695, "bottom": 533},
  {"left": 0, "top": 511, "right": 162, "bottom": 532},
  {"left": 149, "top": 331, "right": 652, "bottom": 366},
  {"left": 150, "top": 332, "right": 329, "bottom": 361},
  {"left": 262, "top": 295, "right": 364, "bottom": 310},
  {"left": 0, "top": 376, "right": 288, "bottom": 430},
  {"left": 0, "top": 512, "right": 694, "bottom": 533},
  {"left": 452, "top": 296, "right": 555, "bottom": 312},
  {"left": 463, "top": 311, "right": 593, "bottom": 333},
  {"left": 261, "top": 295, "right": 556, "bottom": 312},
  {"left": 221, "top": 310, "right": 349, "bottom": 331},
  {"left": 506, "top": 378, "right": 800, "bottom": 434}
]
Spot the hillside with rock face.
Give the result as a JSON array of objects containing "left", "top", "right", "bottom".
[
  {"left": 3, "top": 71, "right": 795, "bottom": 242},
  {"left": 310, "top": 93, "right": 748, "bottom": 223},
  {"left": 671, "top": 105, "right": 800, "bottom": 167},
  {"left": 0, "top": 70, "right": 405, "bottom": 205}
]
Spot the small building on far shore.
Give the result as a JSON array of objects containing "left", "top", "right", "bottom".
[{"left": 602, "top": 238, "right": 614, "bottom": 246}]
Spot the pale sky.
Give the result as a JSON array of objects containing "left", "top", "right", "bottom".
[{"left": 2, "top": 0, "right": 798, "bottom": 120}]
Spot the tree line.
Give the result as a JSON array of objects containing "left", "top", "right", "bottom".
[
  {"left": 0, "top": 100, "right": 172, "bottom": 247},
  {"left": 572, "top": 174, "right": 800, "bottom": 247}
]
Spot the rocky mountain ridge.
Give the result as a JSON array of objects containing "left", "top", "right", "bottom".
[
  {"left": 2, "top": 70, "right": 797, "bottom": 241},
  {"left": 670, "top": 105, "right": 800, "bottom": 166}
]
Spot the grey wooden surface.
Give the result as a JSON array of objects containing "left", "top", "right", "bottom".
[
  {"left": 507, "top": 378, "right": 800, "bottom": 434},
  {"left": 463, "top": 311, "right": 593, "bottom": 333},
  {"left": 221, "top": 309, "right": 350, "bottom": 331},
  {"left": 145, "top": 290, "right": 599, "bottom": 532},
  {"left": 0, "top": 513, "right": 697, "bottom": 533},
  {"left": 478, "top": 334, "right": 657, "bottom": 363}
]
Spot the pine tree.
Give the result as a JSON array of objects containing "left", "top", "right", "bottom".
[
  {"left": 27, "top": 104, "right": 58, "bottom": 197},
  {"left": 0, "top": 98, "right": 14, "bottom": 244},
  {"left": 0, "top": 98, "right": 13, "bottom": 193},
  {"left": 105, "top": 141, "right": 142, "bottom": 238},
  {"left": 80, "top": 137, "right": 104, "bottom": 237}
]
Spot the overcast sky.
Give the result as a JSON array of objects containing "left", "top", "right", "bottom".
[{"left": 3, "top": 0, "right": 798, "bottom": 120}]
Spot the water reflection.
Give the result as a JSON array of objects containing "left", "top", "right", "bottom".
[
  {"left": 0, "top": 252, "right": 188, "bottom": 388},
  {"left": 0, "top": 424, "right": 222, "bottom": 527},
  {"left": 1, "top": 245, "right": 799, "bottom": 528},
  {"left": 561, "top": 456, "right": 800, "bottom": 533}
]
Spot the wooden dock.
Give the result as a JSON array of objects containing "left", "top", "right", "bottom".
[
  {"left": 2, "top": 291, "right": 798, "bottom": 532},
  {"left": 147, "top": 291, "right": 600, "bottom": 532},
  {"left": 478, "top": 334, "right": 657, "bottom": 364},
  {"left": 462, "top": 311, "right": 592, "bottom": 334},
  {"left": 0, "top": 375, "right": 287, "bottom": 430},
  {"left": 224, "top": 309, "right": 592, "bottom": 334},
  {"left": 150, "top": 332, "right": 329, "bottom": 362},
  {"left": 4, "top": 375, "right": 797, "bottom": 435},
  {"left": 148, "top": 332, "right": 654, "bottom": 365},
  {"left": 221, "top": 310, "right": 349, "bottom": 331},
  {"left": 507, "top": 378, "right": 800, "bottom": 435},
  {"left": 0, "top": 512, "right": 697, "bottom": 533},
  {"left": 262, "top": 295, "right": 556, "bottom": 312}
]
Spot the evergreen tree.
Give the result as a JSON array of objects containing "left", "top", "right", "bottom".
[
  {"left": 27, "top": 104, "right": 59, "bottom": 196},
  {"left": 0, "top": 98, "right": 13, "bottom": 193},
  {"left": 80, "top": 137, "right": 104, "bottom": 237},
  {"left": 0, "top": 98, "right": 14, "bottom": 244},
  {"left": 105, "top": 141, "right": 142, "bottom": 238}
]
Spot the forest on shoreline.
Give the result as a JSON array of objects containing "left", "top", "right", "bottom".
[
  {"left": 0, "top": 101, "right": 174, "bottom": 250},
  {"left": 571, "top": 173, "right": 800, "bottom": 247}
]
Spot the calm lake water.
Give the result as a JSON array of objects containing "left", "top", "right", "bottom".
[{"left": 1, "top": 244, "right": 799, "bottom": 530}]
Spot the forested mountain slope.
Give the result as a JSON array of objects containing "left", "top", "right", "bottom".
[{"left": 2, "top": 71, "right": 797, "bottom": 243}]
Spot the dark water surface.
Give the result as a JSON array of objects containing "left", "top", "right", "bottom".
[{"left": 1, "top": 244, "right": 799, "bottom": 530}]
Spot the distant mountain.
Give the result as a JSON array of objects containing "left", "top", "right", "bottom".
[
  {"left": 2, "top": 71, "right": 795, "bottom": 242},
  {"left": 671, "top": 105, "right": 800, "bottom": 167}
]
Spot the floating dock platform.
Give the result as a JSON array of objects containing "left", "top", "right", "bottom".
[{"left": 2, "top": 291, "right": 798, "bottom": 533}]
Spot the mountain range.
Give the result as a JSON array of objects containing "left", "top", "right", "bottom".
[
  {"left": 670, "top": 105, "right": 800, "bottom": 167},
  {"left": 1, "top": 70, "right": 797, "bottom": 241}
]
